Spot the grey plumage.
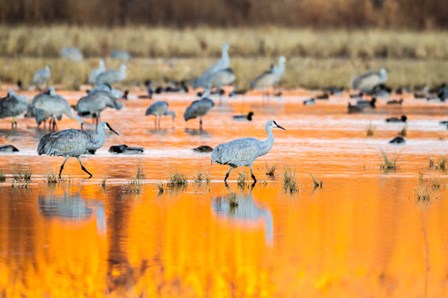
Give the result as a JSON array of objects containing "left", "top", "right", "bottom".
[
  {"left": 211, "top": 120, "right": 285, "bottom": 183},
  {"left": 60, "top": 47, "right": 84, "bottom": 62},
  {"left": 145, "top": 101, "right": 175, "bottom": 129},
  {"left": 0, "top": 145, "right": 19, "bottom": 152},
  {"left": 0, "top": 89, "right": 28, "bottom": 129},
  {"left": 32, "top": 65, "right": 51, "bottom": 88},
  {"left": 193, "top": 44, "right": 230, "bottom": 89},
  {"left": 28, "top": 87, "right": 82, "bottom": 130},
  {"left": 183, "top": 95, "right": 214, "bottom": 129},
  {"left": 37, "top": 121, "right": 119, "bottom": 178},
  {"left": 351, "top": 68, "right": 388, "bottom": 92},
  {"left": 208, "top": 68, "right": 236, "bottom": 89},
  {"left": 89, "top": 83, "right": 124, "bottom": 99},
  {"left": 95, "top": 64, "right": 127, "bottom": 85},
  {"left": 88, "top": 59, "right": 106, "bottom": 85},
  {"left": 76, "top": 90, "right": 123, "bottom": 126},
  {"left": 249, "top": 56, "right": 286, "bottom": 91},
  {"left": 110, "top": 50, "right": 131, "bottom": 61}
]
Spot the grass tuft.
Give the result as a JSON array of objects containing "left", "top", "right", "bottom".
[
  {"left": 13, "top": 166, "right": 32, "bottom": 183},
  {"left": 237, "top": 172, "right": 247, "bottom": 188},
  {"left": 101, "top": 176, "right": 107, "bottom": 188},
  {"left": 416, "top": 185, "right": 432, "bottom": 202},
  {"left": 398, "top": 125, "right": 407, "bottom": 137},
  {"left": 366, "top": 122, "right": 375, "bottom": 137},
  {"left": 283, "top": 169, "right": 298, "bottom": 193},
  {"left": 310, "top": 174, "right": 323, "bottom": 189},
  {"left": 429, "top": 157, "right": 447, "bottom": 171},
  {"left": 0, "top": 169, "right": 5, "bottom": 182},
  {"left": 265, "top": 162, "right": 276, "bottom": 177},
  {"left": 193, "top": 171, "right": 210, "bottom": 185},
  {"left": 168, "top": 172, "right": 188, "bottom": 188},
  {"left": 380, "top": 151, "right": 397, "bottom": 171},
  {"left": 46, "top": 171, "right": 58, "bottom": 184},
  {"left": 157, "top": 183, "right": 164, "bottom": 194}
]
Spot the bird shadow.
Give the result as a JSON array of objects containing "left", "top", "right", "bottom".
[
  {"left": 211, "top": 183, "right": 273, "bottom": 245},
  {"left": 184, "top": 128, "right": 211, "bottom": 137}
]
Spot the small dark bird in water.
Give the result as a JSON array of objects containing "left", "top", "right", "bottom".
[
  {"left": 233, "top": 111, "right": 254, "bottom": 121},
  {"left": 109, "top": 144, "right": 144, "bottom": 154},
  {"left": 386, "top": 115, "right": 407, "bottom": 123},
  {"left": 315, "top": 93, "right": 329, "bottom": 100},
  {"left": 303, "top": 98, "right": 316, "bottom": 105},
  {"left": 389, "top": 136, "right": 406, "bottom": 144},
  {"left": 387, "top": 98, "right": 403, "bottom": 105},
  {"left": 0, "top": 145, "right": 19, "bottom": 152},
  {"left": 229, "top": 89, "right": 248, "bottom": 97},
  {"left": 193, "top": 145, "right": 214, "bottom": 153},
  {"left": 439, "top": 120, "right": 448, "bottom": 126}
]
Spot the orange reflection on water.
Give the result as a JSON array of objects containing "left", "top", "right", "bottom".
[{"left": 0, "top": 177, "right": 447, "bottom": 297}]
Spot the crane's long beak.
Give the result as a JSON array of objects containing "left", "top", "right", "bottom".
[
  {"left": 106, "top": 123, "right": 120, "bottom": 136},
  {"left": 276, "top": 123, "right": 286, "bottom": 130}
]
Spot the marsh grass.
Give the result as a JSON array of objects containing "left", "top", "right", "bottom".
[
  {"left": 416, "top": 185, "right": 432, "bottom": 202},
  {"left": 101, "top": 176, "right": 107, "bottom": 188},
  {"left": 135, "top": 164, "right": 146, "bottom": 180},
  {"left": 366, "top": 122, "right": 375, "bottom": 137},
  {"left": 0, "top": 170, "right": 5, "bottom": 182},
  {"left": 228, "top": 193, "right": 239, "bottom": 210},
  {"left": 46, "top": 171, "right": 58, "bottom": 184},
  {"left": 157, "top": 183, "right": 164, "bottom": 195},
  {"left": 13, "top": 166, "right": 31, "bottom": 183},
  {"left": 431, "top": 177, "right": 441, "bottom": 189},
  {"left": 310, "top": 174, "right": 323, "bottom": 189},
  {"left": 265, "top": 162, "right": 276, "bottom": 177},
  {"left": 193, "top": 171, "right": 210, "bottom": 185},
  {"left": 283, "top": 169, "right": 298, "bottom": 194},
  {"left": 380, "top": 151, "right": 397, "bottom": 171},
  {"left": 429, "top": 157, "right": 447, "bottom": 171},
  {"left": 237, "top": 172, "right": 247, "bottom": 188},
  {"left": 167, "top": 172, "right": 188, "bottom": 189},
  {"left": 398, "top": 125, "right": 407, "bottom": 137}
]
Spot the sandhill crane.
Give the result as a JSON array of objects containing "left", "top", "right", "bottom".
[
  {"left": 96, "top": 64, "right": 127, "bottom": 86},
  {"left": 76, "top": 90, "right": 123, "bottom": 127},
  {"left": 145, "top": 101, "right": 175, "bottom": 129},
  {"left": 232, "top": 111, "right": 254, "bottom": 121},
  {"left": 211, "top": 120, "right": 285, "bottom": 183},
  {"left": 60, "top": 47, "right": 84, "bottom": 62},
  {"left": 89, "top": 83, "right": 125, "bottom": 99},
  {"left": 110, "top": 50, "right": 131, "bottom": 61},
  {"left": 250, "top": 56, "right": 286, "bottom": 97},
  {"left": 351, "top": 68, "right": 388, "bottom": 92},
  {"left": 208, "top": 68, "right": 236, "bottom": 90},
  {"left": 32, "top": 65, "right": 51, "bottom": 89},
  {"left": 37, "top": 121, "right": 119, "bottom": 179},
  {"left": 183, "top": 94, "right": 214, "bottom": 129},
  {"left": 194, "top": 44, "right": 230, "bottom": 89},
  {"left": 88, "top": 59, "right": 106, "bottom": 85},
  {"left": 0, "top": 89, "right": 28, "bottom": 129},
  {"left": 28, "top": 87, "right": 83, "bottom": 130}
]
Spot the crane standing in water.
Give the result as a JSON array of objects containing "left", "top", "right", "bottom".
[
  {"left": 37, "top": 122, "right": 119, "bottom": 179},
  {"left": 211, "top": 120, "right": 285, "bottom": 183}
]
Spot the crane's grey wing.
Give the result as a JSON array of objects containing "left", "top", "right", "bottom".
[
  {"left": 212, "top": 138, "right": 260, "bottom": 166},
  {"left": 250, "top": 70, "right": 274, "bottom": 90},
  {"left": 351, "top": 71, "right": 378, "bottom": 90},
  {"left": 38, "top": 129, "right": 90, "bottom": 157}
]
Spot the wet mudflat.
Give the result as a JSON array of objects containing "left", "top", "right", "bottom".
[{"left": 1, "top": 91, "right": 448, "bottom": 297}]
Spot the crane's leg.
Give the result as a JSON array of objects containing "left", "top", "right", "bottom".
[
  {"left": 154, "top": 117, "right": 157, "bottom": 130},
  {"left": 249, "top": 165, "right": 257, "bottom": 183},
  {"left": 158, "top": 116, "right": 162, "bottom": 129},
  {"left": 58, "top": 157, "right": 70, "bottom": 179},
  {"left": 224, "top": 167, "right": 234, "bottom": 182},
  {"left": 76, "top": 157, "right": 93, "bottom": 179},
  {"left": 199, "top": 118, "right": 203, "bottom": 130}
]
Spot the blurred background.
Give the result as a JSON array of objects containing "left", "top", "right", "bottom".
[{"left": 0, "top": 0, "right": 447, "bottom": 89}]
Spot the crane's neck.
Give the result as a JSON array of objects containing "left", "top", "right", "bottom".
[
  {"left": 260, "top": 124, "right": 275, "bottom": 156},
  {"left": 90, "top": 126, "right": 107, "bottom": 149},
  {"left": 220, "top": 48, "right": 230, "bottom": 68}
]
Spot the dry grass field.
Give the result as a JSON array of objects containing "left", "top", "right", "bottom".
[{"left": 0, "top": 26, "right": 447, "bottom": 89}]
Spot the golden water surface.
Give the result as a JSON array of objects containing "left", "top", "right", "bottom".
[{"left": 0, "top": 91, "right": 448, "bottom": 297}]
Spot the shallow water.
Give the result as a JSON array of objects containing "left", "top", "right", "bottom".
[{"left": 1, "top": 91, "right": 448, "bottom": 297}]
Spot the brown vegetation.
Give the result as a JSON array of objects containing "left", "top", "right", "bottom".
[{"left": 1, "top": 0, "right": 448, "bottom": 29}]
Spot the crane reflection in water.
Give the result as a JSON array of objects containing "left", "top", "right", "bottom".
[
  {"left": 38, "top": 187, "right": 106, "bottom": 234},
  {"left": 211, "top": 185, "right": 273, "bottom": 245}
]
